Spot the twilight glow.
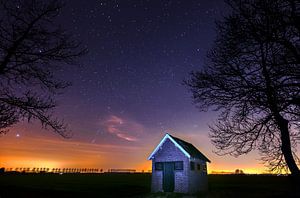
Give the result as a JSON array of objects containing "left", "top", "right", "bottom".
[{"left": 0, "top": 0, "right": 271, "bottom": 174}]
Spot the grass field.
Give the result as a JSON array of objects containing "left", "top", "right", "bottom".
[{"left": 0, "top": 173, "right": 299, "bottom": 197}]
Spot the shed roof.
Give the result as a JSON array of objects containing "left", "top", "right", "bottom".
[{"left": 148, "top": 133, "right": 211, "bottom": 162}]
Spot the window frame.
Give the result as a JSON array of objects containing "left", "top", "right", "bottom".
[
  {"left": 154, "top": 162, "right": 163, "bottom": 171},
  {"left": 203, "top": 164, "right": 207, "bottom": 173},
  {"left": 197, "top": 163, "right": 201, "bottom": 171},
  {"left": 174, "top": 161, "right": 183, "bottom": 170},
  {"left": 190, "top": 161, "right": 195, "bottom": 171}
]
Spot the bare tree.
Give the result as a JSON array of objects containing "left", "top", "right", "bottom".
[
  {"left": 186, "top": 0, "right": 300, "bottom": 176},
  {"left": 0, "top": 0, "right": 86, "bottom": 137}
]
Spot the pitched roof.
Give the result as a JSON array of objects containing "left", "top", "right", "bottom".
[
  {"left": 169, "top": 134, "right": 211, "bottom": 162},
  {"left": 148, "top": 133, "right": 211, "bottom": 162}
]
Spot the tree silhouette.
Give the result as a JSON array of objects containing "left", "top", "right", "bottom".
[
  {"left": 186, "top": 0, "right": 300, "bottom": 176},
  {"left": 235, "top": 169, "right": 244, "bottom": 175},
  {"left": 0, "top": 0, "right": 86, "bottom": 137}
]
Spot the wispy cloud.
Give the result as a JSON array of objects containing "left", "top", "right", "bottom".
[{"left": 102, "top": 115, "right": 144, "bottom": 142}]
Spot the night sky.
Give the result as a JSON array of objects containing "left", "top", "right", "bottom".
[{"left": 0, "top": 0, "right": 265, "bottom": 173}]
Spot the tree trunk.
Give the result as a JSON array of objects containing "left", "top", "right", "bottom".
[
  {"left": 261, "top": 48, "right": 300, "bottom": 176},
  {"left": 275, "top": 114, "right": 300, "bottom": 176}
]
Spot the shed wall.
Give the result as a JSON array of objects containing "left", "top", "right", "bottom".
[
  {"left": 188, "top": 158, "right": 208, "bottom": 193},
  {"left": 151, "top": 138, "right": 189, "bottom": 193}
]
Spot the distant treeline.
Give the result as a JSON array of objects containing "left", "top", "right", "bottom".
[
  {"left": 2, "top": 167, "right": 103, "bottom": 173},
  {"left": 1, "top": 167, "right": 151, "bottom": 174}
]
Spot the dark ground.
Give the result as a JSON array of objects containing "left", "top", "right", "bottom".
[{"left": 0, "top": 173, "right": 299, "bottom": 197}]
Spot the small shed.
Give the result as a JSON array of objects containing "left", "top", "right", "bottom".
[{"left": 148, "top": 133, "right": 211, "bottom": 194}]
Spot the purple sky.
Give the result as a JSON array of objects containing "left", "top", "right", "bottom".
[{"left": 1, "top": 0, "right": 269, "bottom": 173}]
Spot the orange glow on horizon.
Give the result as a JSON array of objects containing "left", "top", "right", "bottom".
[
  {"left": 208, "top": 169, "right": 268, "bottom": 174},
  {"left": 0, "top": 125, "right": 280, "bottom": 174},
  {"left": 0, "top": 130, "right": 153, "bottom": 171},
  {"left": 1, "top": 157, "right": 61, "bottom": 169},
  {"left": 208, "top": 165, "right": 267, "bottom": 174},
  {"left": 136, "top": 161, "right": 152, "bottom": 172}
]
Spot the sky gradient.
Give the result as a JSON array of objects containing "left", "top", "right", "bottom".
[{"left": 0, "top": 0, "right": 269, "bottom": 173}]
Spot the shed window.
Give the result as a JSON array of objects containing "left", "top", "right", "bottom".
[
  {"left": 174, "top": 161, "right": 183, "bottom": 170},
  {"left": 190, "top": 161, "right": 195, "bottom": 170},
  {"left": 203, "top": 164, "right": 207, "bottom": 172},
  {"left": 155, "top": 162, "right": 163, "bottom": 170},
  {"left": 197, "top": 164, "right": 201, "bottom": 171}
]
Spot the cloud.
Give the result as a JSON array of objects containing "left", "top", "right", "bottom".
[{"left": 102, "top": 115, "right": 144, "bottom": 142}]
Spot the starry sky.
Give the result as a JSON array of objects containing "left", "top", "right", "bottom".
[{"left": 0, "top": 0, "right": 267, "bottom": 173}]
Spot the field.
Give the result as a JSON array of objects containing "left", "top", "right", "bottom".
[{"left": 0, "top": 173, "right": 299, "bottom": 197}]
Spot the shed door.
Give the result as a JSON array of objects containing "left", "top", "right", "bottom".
[{"left": 163, "top": 162, "right": 174, "bottom": 192}]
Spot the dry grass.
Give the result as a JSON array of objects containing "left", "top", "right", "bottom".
[{"left": 0, "top": 173, "right": 299, "bottom": 197}]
